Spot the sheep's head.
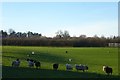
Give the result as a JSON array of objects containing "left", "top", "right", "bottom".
[{"left": 103, "top": 66, "right": 107, "bottom": 71}]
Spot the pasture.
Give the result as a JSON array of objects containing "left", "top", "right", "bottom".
[{"left": 2, "top": 46, "right": 119, "bottom": 78}]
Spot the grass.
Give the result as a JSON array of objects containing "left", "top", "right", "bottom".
[
  {"left": 2, "top": 46, "right": 119, "bottom": 78},
  {"left": 2, "top": 66, "right": 119, "bottom": 78}
]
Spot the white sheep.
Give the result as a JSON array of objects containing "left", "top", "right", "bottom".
[
  {"left": 75, "top": 64, "right": 88, "bottom": 72},
  {"left": 66, "top": 63, "right": 73, "bottom": 71},
  {"left": 12, "top": 59, "right": 20, "bottom": 67}
]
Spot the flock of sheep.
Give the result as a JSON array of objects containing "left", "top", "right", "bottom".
[
  {"left": 52, "top": 63, "right": 88, "bottom": 72},
  {"left": 11, "top": 51, "right": 113, "bottom": 76}
]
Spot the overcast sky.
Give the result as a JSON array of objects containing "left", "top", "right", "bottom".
[{"left": 1, "top": 2, "right": 118, "bottom": 37}]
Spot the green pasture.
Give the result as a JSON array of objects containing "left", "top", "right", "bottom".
[{"left": 2, "top": 46, "right": 119, "bottom": 78}]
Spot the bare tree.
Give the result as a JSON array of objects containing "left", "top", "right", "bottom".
[
  {"left": 63, "top": 30, "right": 70, "bottom": 38},
  {"left": 8, "top": 28, "right": 15, "bottom": 35},
  {"left": 55, "top": 30, "right": 63, "bottom": 38}
]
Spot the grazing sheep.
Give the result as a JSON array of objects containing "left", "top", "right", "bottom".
[
  {"left": 69, "top": 59, "right": 72, "bottom": 62},
  {"left": 34, "top": 60, "right": 41, "bottom": 69},
  {"left": 53, "top": 63, "right": 59, "bottom": 70},
  {"left": 27, "top": 59, "right": 34, "bottom": 68},
  {"left": 12, "top": 59, "right": 20, "bottom": 67},
  {"left": 27, "top": 59, "right": 41, "bottom": 69},
  {"left": 103, "top": 66, "right": 112, "bottom": 75},
  {"left": 66, "top": 51, "right": 68, "bottom": 53},
  {"left": 32, "top": 52, "right": 34, "bottom": 55},
  {"left": 66, "top": 63, "right": 73, "bottom": 71},
  {"left": 75, "top": 64, "right": 88, "bottom": 72}
]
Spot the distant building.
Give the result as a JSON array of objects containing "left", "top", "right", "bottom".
[{"left": 108, "top": 43, "right": 120, "bottom": 47}]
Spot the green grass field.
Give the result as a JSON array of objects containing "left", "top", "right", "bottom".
[{"left": 2, "top": 46, "right": 119, "bottom": 78}]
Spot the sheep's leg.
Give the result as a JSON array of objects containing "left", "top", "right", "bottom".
[
  {"left": 110, "top": 72, "right": 112, "bottom": 75},
  {"left": 83, "top": 69, "right": 85, "bottom": 72}
]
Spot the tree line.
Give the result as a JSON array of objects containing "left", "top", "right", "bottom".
[{"left": 0, "top": 29, "right": 119, "bottom": 47}]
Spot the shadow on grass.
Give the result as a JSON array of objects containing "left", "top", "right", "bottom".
[
  {"left": 2, "top": 66, "right": 120, "bottom": 79},
  {"left": 3, "top": 51, "right": 68, "bottom": 64}
]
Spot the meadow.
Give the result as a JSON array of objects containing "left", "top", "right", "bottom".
[{"left": 2, "top": 46, "right": 119, "bottom": 78}]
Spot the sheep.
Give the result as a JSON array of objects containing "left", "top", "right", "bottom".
[
  {"left": 27, "top": 59, "right": 34, "bottom": 68},
  {"left": 75, "top": 64, "right": 88, "bottom": 72},
  {"left": 34, "top": 60, "right": 41, "bottom": 69},
  {"left": 32, "top": 52, "right": 34, "bottom": 55},
  {"left": 66, "top": 63, "right": 73, "bottom": 71},
  {"left": 66, "top": 51, "right": 68, "bottom": 53},
  {"left": 103, "top": 66, "right": 112, "bottom": 75},
  {"left": 69, "top": 59, "right": 72, "bottom": 62},
  {"left": 12, "top": 59, "right": 20, "bottom": 67},
  {"left": 53, "top": 63, "right": 59, "bottom": 70},
  {"left": 27, "top": 59, "right": 41, "bottom": 69}
]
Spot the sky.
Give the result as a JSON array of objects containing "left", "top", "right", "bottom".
[
  {"left": 1, "top": 0, "right": 119, "bottom": 2},
  {"left": 1, "top": 2, "right": 118, "bottom": 37}
]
